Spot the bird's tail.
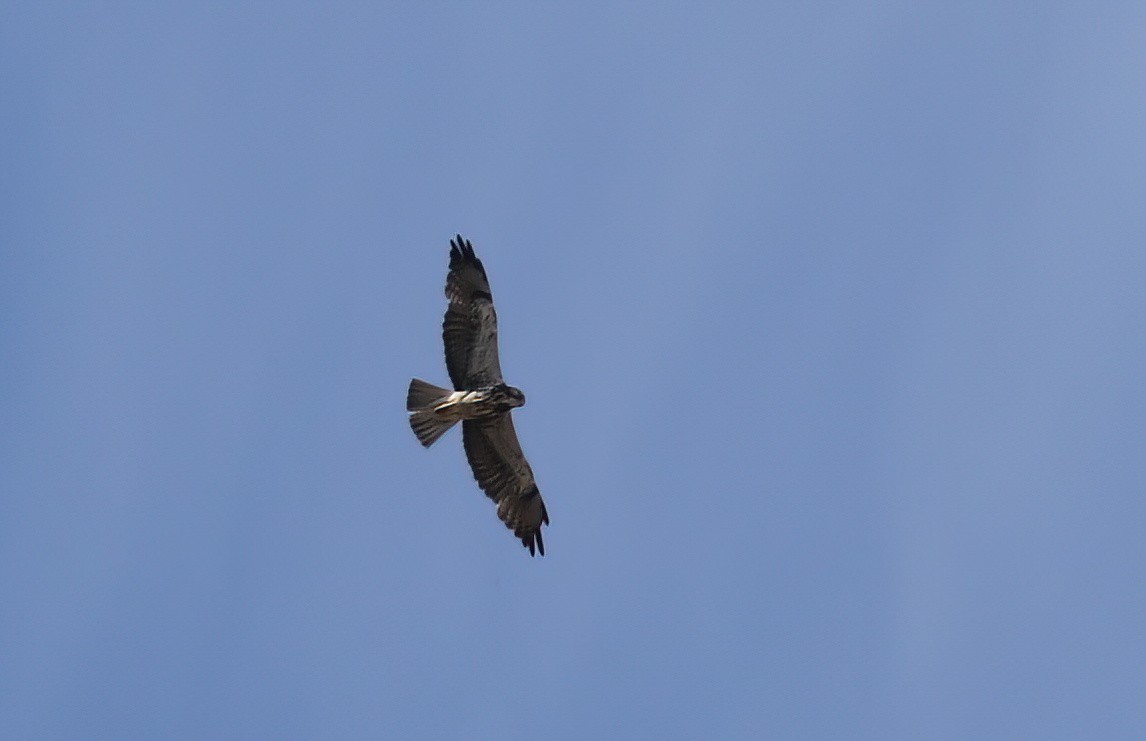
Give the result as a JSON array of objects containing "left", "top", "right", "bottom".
[{"left": 407, "top": 378, "right": 456, "bottom": 447}]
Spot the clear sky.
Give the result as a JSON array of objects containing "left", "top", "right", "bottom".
[{"left": 3, "top": 3, "right": 1145, "bottom": 739}]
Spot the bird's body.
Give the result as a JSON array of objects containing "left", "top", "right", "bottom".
[
  {"left": 414, "top": 383, "right": 525, "bottom": 424},
  {"left": 406, "top": 236, "right": 549, "bottom": 556}
]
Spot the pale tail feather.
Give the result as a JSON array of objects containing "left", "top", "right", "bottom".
[
  {"left": 409, "top": 410, "right": 457, "bottom": 447},
  {"left": 407, "top": 378, "right": 456, "bottom": 447},
  {"left": 407, "top": 378, "right": 452, "bottom": 411}
]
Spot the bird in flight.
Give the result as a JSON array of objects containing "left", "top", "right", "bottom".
[{"left": 406, "top": 235, "right": 549, "bottom": 556}]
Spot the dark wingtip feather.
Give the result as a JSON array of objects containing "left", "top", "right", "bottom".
[
  {"left": 447, "top": 234, "right": 486, "bottom": 278},
  {"left": 519, "top": 497, "right": 548, "bottom": 556},
  {"left": 521, "top": 522, "right": 545, "bottom": 557},
  {"left": 454, "top": 234, "right": 472, "bottom": 259}
]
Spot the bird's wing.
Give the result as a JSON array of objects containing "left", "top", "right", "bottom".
[
  {"left": 462, "top": 416, "right": 549, "bottom": 556},
  {"left": 442, "top": 235, "right": 502, "bottom": 389}
]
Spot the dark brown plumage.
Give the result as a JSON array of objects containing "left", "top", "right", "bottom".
[{"left": 406, "top": 235, "right": 549, "bottom": 556}]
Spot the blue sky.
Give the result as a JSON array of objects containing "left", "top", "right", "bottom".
[{"left": 3, "top": 3, "right": 1145, "bottom": 738}]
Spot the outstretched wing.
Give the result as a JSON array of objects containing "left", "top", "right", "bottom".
[
  {"left": 462, "top": 416, "right": 549, "bottom": 556},
  {"left": 443, "top": 235, "right": 502, "bottom": 390}
]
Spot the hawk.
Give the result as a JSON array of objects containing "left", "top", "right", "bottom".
[{"left": 406, "top": 235, "right": 550, "bottom": 556}]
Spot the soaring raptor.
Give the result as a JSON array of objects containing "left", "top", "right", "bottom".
[{"left": 406, "top": 235, "right": 549, "bottom": 556}]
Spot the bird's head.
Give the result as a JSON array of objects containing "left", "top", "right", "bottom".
[
  {"left": 493, "top": 383, "right": 525, "bottom": 409},
  {"left": 486, "top": 383, "right": 526, "bottom": 413}
]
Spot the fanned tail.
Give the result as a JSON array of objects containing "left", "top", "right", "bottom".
[
  {"left": 407, "top": 378, "right": 456, "bottom": 447},
  {"left": 407, "top": 378, "right": 451, "bottom": 411}
]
